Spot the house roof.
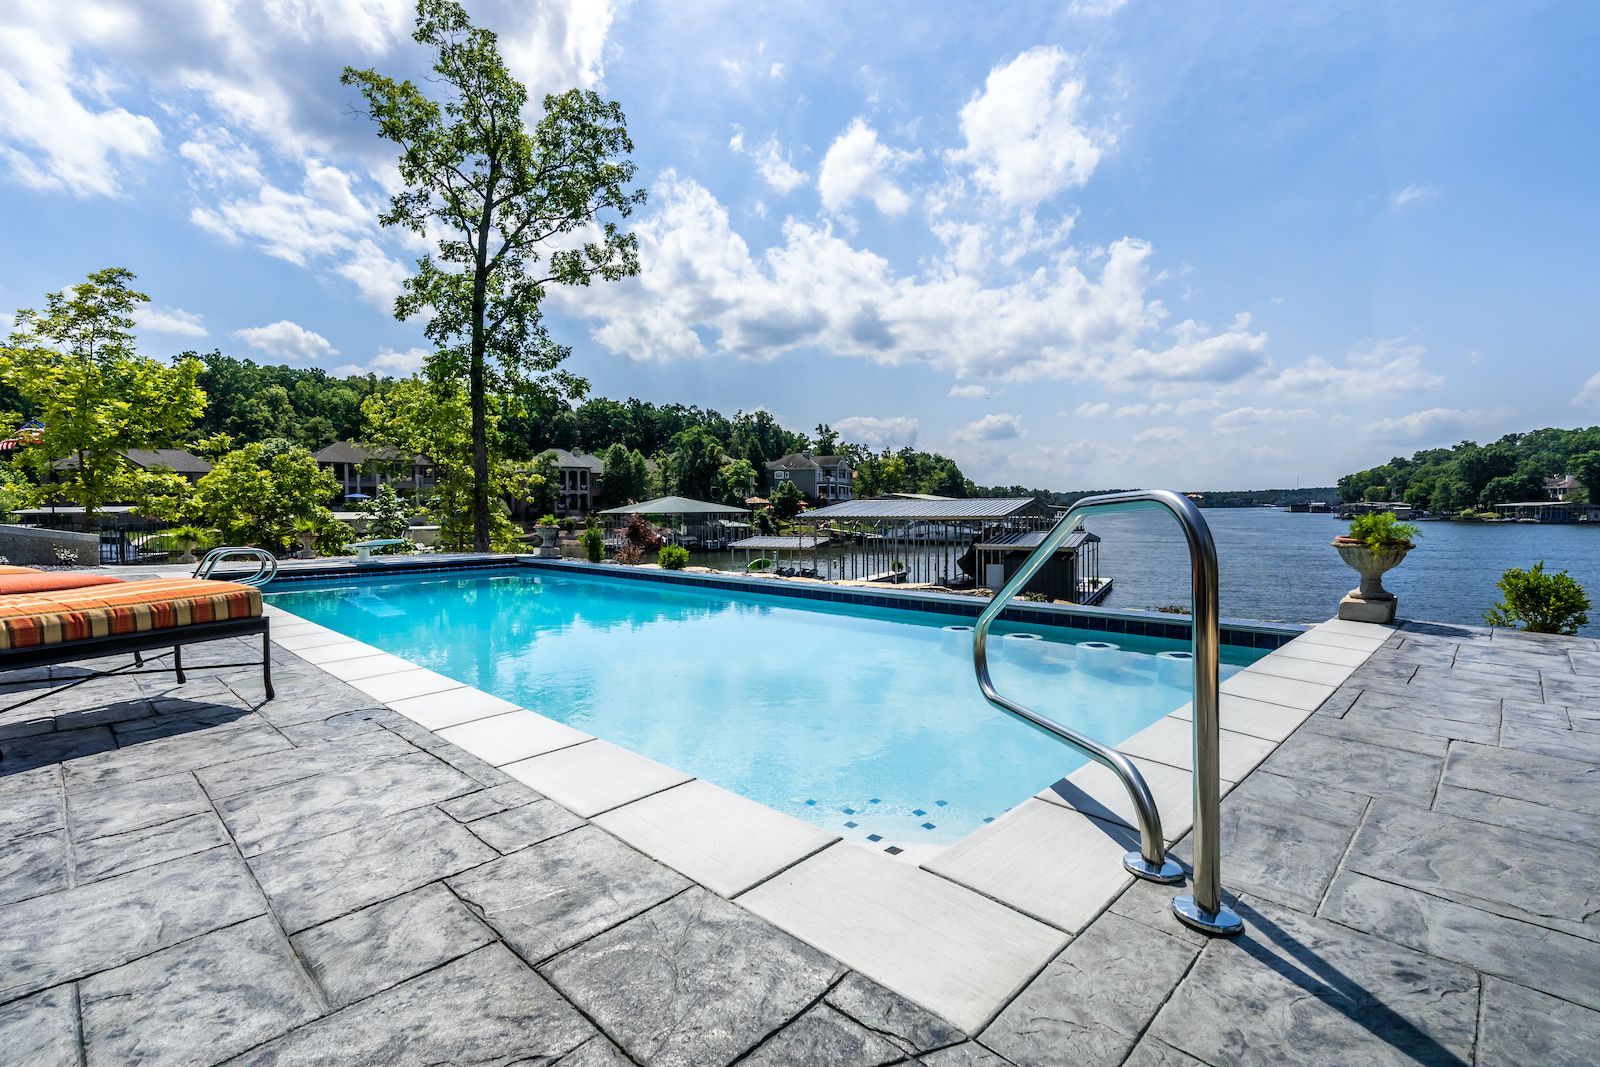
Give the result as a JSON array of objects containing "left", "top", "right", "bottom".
[
  {"left": 764, "top": 452, "right": 850, "bottom": 471},
  {"left": 804, "top": 497, "right": 1040, "bottom": 521},
  {"left": 52, "top": 448, "right": 211, "bottom": 474},
  {"left": 545, "top": 448, "right": 605, "bottom": 473},
  {"left": 1544, "top": 475, "right": 1580, "bottom": 489},
  {"left": 313, "top": 441, "right": 427, "bottom": 465},
  {"left": 598, "top": 495, "right": 751, "bottom": 516}
]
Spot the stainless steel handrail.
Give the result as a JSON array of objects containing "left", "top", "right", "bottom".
[
  {"left": 972, "top": 489, "right": 1243, "bottom": 936},
  {"left": 192, "top": 547, "right": 280, "bottom": 587}
]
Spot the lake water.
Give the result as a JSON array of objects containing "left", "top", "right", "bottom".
[
  {"left": 695, "top": 508, "right": 1600, "bottom": 636},
  {"left": 1090, "top": 509, "right": 1600, "bottom": 637}
]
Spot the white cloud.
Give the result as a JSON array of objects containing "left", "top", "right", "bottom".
[
  {"left": 1392, "top": 184, "right": 1439, "bottom": 208},
  {"left": 370, "top": 345, "right": 429, "bottom": 375},
  {"left": 1114, "top": 402, "right": 1171, "bottom": 418},
  {"left": 948, "top": 47, "right": 1110, "bottom": 209},
  {"left": 189, "top": 157, "right": 408, "bottom": 310},
  {"left": 1576, "top": 371, "right": 1600, "bottom": 407},
  {"left": 1370, "top": 407, "right": 1485, "bottom": 439},
  {"left": 834, "top": 415, "right": 919, "bottom": 449},
  {"left": 1132, "top": 426, "right": 1182, "bottom": 445},
  {"left": 179, "top": 128, "right": 262, "bottom": 186},
  {"left": 729, "top": 129, "right": 806, "bottom": 195},
  {"left": 232, "top": 319, "right": 337, "bottom": 362},
  {"left": 135, "top": 305, "right": 208, "bottom": 337},
  {"left": 949, "top": 384, "right": 990, "bottom": 399},
  {"left": 0, "top": 14, "right": 163, "bottom": 196},
  {"left": 954, "top": 413, "right": 1023, "bottom": 443},
  {"left": 818, "top": 118, "right": 919, "bottom": 217},
  {"left": 1270, "top": 338, "right": 1441, "bottom": 402},
  {"left": 1210, "top": 406, "right": 1318, "bottom": 433},
  {"left": 558, "top": 173, "right": 1266, "bottom": 388},
  {"left": 1073, "top": 402, "right": 1110, "bottom": 417},
  {"left": 1067, "top": 0, "right": 1129, "bottom": 14}
]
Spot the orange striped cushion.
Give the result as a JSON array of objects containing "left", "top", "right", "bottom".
[
  {"left": 0, "top": 573, "right": 125, "bottom": 595},
  {"left": 0, "top": 565, "right": 41, "bottom": 575},
  {"left": 0, "top": 579, "right": 262, "bottom": 651}
]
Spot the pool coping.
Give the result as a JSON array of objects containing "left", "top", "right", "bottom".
[{"left": 261, "top": 575, "right": 1386, "bottom": 1033}]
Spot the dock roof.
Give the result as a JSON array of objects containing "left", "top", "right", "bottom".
[
  {"left": 730, "top": 535, "right": 832, "bottom": 550},
  {"left": 803, "top": 497, "right": 1039, "bottom": 521},
  {"left": 598, "top": 495, "right": 750, "bottom": 516}
]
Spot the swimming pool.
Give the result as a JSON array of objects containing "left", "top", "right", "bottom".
[{"left": 266, "top": 568, "right": 1264, "bottom": 849}]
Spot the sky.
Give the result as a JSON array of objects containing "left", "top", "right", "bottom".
[{"left": 1, "top": 0, "right": 1596, "bottom": 490}]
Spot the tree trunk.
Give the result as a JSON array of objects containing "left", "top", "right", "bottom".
[{"left": 469, "top": 308, "right": 490, "bottom": 553}]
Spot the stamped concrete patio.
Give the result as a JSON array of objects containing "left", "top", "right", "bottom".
[{"left": 1, "top": 614, "right": 1598, "bottom": 1064}]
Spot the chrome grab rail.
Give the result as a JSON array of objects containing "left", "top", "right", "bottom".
[
  {"left": 192, "top": 547, "right": 280, "bottom": 587},
  {"left": 972, "top": 489, "right": 1242, "bottom": 936}
]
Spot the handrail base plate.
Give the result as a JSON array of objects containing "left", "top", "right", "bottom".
[
  {"left": 1124, "top": 852, "right": 1186, "bottom": 884},
  {"left": 1172, "top": 894, "right": 1244, "bottom": 936}
]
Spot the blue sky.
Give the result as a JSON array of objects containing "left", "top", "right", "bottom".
[{"left": 2, "top": 0, "right": 1596, "bottom": 488}]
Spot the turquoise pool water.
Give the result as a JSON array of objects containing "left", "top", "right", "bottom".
[{"left": 267, "top": 569, "right": 1262, "bottom": 848}]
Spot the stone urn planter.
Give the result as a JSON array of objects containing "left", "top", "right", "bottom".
[
  {"left": 295, "top": 530, "right": 317, "bottom": 560},
  {"left": 534, "top": 525, "right": 560, "bottom": 558},
  {"left": 1332, "top": 536, "right": 1411, "bottom": 623}
]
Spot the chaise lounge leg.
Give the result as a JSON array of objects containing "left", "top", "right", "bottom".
[
  {"left": 261, "top": 629, "right": 275, "bottom": 701},
  {"left": 133, "top": 650, "right": 143, "bottom": 667},
  {"left": 174, "top": 644, "right": 186, "bottom": 684}
]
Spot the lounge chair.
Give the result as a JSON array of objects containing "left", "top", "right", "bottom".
[{"left": 0, "top": 570, "right": 273, "bottom": 698}]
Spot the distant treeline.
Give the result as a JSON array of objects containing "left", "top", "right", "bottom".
[
  {"left": 973, "top": 485, "right": 1338, "bottom": 508},
  {"left": 1338, "top": 427, "right": 1600, "bottom": 512}
]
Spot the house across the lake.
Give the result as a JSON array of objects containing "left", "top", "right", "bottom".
[
  {"left": 765, "top": 452, "right": 853, "bottom": 503},
  {"left": 1544, "top": 474, "right": 1581, "bottom": 501},
  {"left": 51, "top": 447, "right": 213, "bottom": 482},
  {"left": 545, "top": 449, "right": 606, "bottom": 516},
  {"left": 312, "top": 441, "right": 435, "bottom": 503}
]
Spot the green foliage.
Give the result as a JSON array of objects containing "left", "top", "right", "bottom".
[
  {"left": 501, "top": 452, "right": 559, "bottom": 517},
  {"left": 122, "top": 466, "right": 194, "bottom": 524},
  {"left": 1361, "top": 485, "right": 1388, "bottom": 503},
  {"left": 1485, "top": 561, "right": 1591, "bottom": 635},
  {"left": 770, "top": 479, "right": 805, "bottom": 521},
  {"left": 0, "top": 268, "right": 207, "bottom": 520},
  {"left": 662, "top": 426, "right": 725, "bottom": 499},
  {"left": 657, "top": 543, "right": 690, "bottom": 570},
  {"left": 536, "top": 513, "right": 558, "bottom": 527},
  {"left": 1338, "top": 427, "right": 1600, "bottom": 511},
  {"left": 343, "top": 0, "right": 642, "bottom": 549},
  {"left": 360, "top": 484, "right": 411, "bottom": 541},
  {"left": 1346, "top": 511, "right": 1420, "bottom": 549},
  {"left": 579, "top": 522, "right": 605, "bottom": 562},
  {"left": 194, "top": 352, "right": 384, "bottom": 449},
  {"left": 1572, "top": 450, "right": 1600, "bottom": 503},
  {"left": 192, "top": 440, "right": 343, "bottom": 555},
  {"left": 714, "top": 458, "right": 757, "bottom": 505},
  {"left": 598, "top": 442, "right": 649, "bottom": 506},
  {"left": 0, "top": 466, "right": 41, "bottom": 520}
]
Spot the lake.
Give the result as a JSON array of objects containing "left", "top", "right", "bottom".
[
  {"left": 1089, "top": 508, "right": 1600, "bottom": 637},
  {"left": 691, "top": 508, "right": 1600, "bottom": 636}
]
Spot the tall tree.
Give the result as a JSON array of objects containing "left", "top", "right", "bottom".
[
  {"left": 0, "top": 268, "right": 206, "bottom": 521},
  {"left": 344, "top": 0, "right": 643, "bottom": 550}
]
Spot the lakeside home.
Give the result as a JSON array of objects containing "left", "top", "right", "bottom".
[{"left": 766, "top": 452, "right": 854, "bottom": 504}]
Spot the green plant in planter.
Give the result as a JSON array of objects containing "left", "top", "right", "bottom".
[
  {"left": 1485, "top": 561, "right": 1590, "bottom": 635},
  {"left": 161, "top": 523, "right": 213, "bottom": 563},
  {"left": 579, "top": 523, "right": 605, "bottom": 563},
  {"left": 1345, "top": 511, "right": 1419, "bottom": 550},
  {"left": 658, "top": 543, "right": 690, "bottom": 570},
  {"left": 536, "top": 513, "right": 559, "bottom": 527}
]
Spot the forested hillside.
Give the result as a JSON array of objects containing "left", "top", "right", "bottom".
[{"left": 1338, "top": 428, "right": 1600, "bottom": 511}]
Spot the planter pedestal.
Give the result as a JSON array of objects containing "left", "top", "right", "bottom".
[
  {"left": 535, "top": 528, "right": 559, "bottom": 558},
  {"left": 1333, "top": 540, "right": 1408, "bottom": 624}
]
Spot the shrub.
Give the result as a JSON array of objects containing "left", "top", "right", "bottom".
[
  {"left": 615, "top": 541, "right": 643, "bottom": 565},
  {"left": 658, "top": 544, "right": 690, "bottom": 570},
  {"left": 579, "top": 523, "right": 605, "bottom": 563},
  {"left": 359, "top": 484, "right": 411, "bottom": 542},
  {"left": 623, "top": 514, "right": 662, "bottom": 551},
  {"left": 1485, "top": 561, "right": 1591, "bottom": 635},
  {"left": 1346, "top": 511, "right": 1419, "bottom": 550}
]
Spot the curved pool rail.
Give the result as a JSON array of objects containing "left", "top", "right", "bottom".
[
  {"left": 971, "top": 489, "right": 1243, "bottom": 937},
  {"left": 192, "top": 546, "right": 280, "bottom": 587}
]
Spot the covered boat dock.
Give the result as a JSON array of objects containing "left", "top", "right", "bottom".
[
  {"left": 598, "top": 496, "right": 752, "bottom": 549},
  {"left": 800, "top": 496, "right": 1055, "bottom": 587}
]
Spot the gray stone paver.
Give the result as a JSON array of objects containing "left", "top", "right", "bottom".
[
  {"left": 79, "top": 915, "right": 324, "bottom": 1065},
  {"left": 2, "top": 616, "right": 1599, "bottom": 1064},
  {"left": 290, "top": 883, "right": 493, "bottom": 1007},
  {"left": 544, "top": 886, "right": 842, "bottom": 1066}
]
